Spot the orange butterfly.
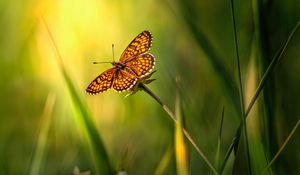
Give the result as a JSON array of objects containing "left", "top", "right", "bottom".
[{"left": 86, "top": 31, "right": 155, "bottom": 94}]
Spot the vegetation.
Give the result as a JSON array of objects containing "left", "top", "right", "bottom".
[{"left": 1, "top": 0, "right": 300, "bottom": 174}]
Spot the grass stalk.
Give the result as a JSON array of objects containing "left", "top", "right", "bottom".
[
  {"left": 220, "top": 21, "right": 300, "bottom": 173},
  {"left": 215, "top": 107, "right": 225, "bottom": 174},
  {"left": 139, "top": 83, "right": 219, "bottom": 175},
  {"left": 174, "top": 81, "right": 189, "bottom": 175},
  {"left": 41, "top": 16, "right": 113, "bottom": 174},
  {"left": 153, "top": 146, "right": 173, "bottom": 175},
  {"left": 174, "top": 0, "right": 240, "bottom": 111},
  {"left": 261, "top": 118, "right": 300, "bottom": 174},
  {"left": 29, "top": 93, "right": 56, "bottom": 175},
  {"left": 230, "top": 0, "right": 252, "bottom": 174}
]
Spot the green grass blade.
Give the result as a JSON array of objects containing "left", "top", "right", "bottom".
[
  {"left": 29, "top": 93, "right": 56, "bottom": 175},
  {"left": 174, "top": 82, "right": 189, "bottom": 175},
  {"left": 230, "top": 0, "right": 252, "bottom": 173},
  {"left": 245, "top": 21, "right": 300, "bottom": 118},
  {"left": 62, "top": 58, "right": 113, "bottom": 175},
  {"left": 174, "top": 0, "right": 240, "bottom": 111},
  {"left": 261, "top": 118, "right": 300, "bottom": 174},
  {"left": 42, "top": 17, "right": 113, "bottom": 175},
  {"left": 220, "top": 139, "right": 236, "bottom": 173},
  {"left": 153, "top": 146, "right": 173, "bottom": 175},
  {"left": 213, "top": 107, "right": 225, "bottom": 175},
  {"left": 220, "top": 21, "right": 300, "bottom": 173}
]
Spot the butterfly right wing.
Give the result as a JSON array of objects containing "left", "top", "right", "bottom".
[
  {"left": 125, "top": 53, "right": 155, "bottom": 78},
  {"left": 119, "top": 31, "right": 152, "bottom": 62},
  {"left": 86, "top": 68, "right": 116, "bottom": 94}
]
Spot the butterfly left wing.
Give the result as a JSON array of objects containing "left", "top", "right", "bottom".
[
  {"left": 119, "top": 31, "right": 152, "bottom": 62},
  {"left": 112, "top": 69, "right": 138, "bottom": 92},
  {"left": 86, "top": 68, "right": 116, "bottom": 94}
]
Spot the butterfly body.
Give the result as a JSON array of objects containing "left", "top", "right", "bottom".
[
  {"left": 86, "top": 31, "right": 155, "bottom": 94},
  {"left": 112, "top": 61, "right": 126, "bottom": 70}
]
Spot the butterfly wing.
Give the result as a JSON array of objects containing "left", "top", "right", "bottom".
[
  {"left": 119, "top": 31, "right": 152, "bottom": 62},
  {"left": 125, "top": 53, "right": 155, "bottom": 78},
  {"left": 112, "top": 69, "right": 138, "bottom": 92},
  {"left": 86, "top": 68, "right": 116, "bottom": 94}
]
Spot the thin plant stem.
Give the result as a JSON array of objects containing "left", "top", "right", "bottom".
[
  {"left": 217, "top": 107, "right": 225, "bottom": 171},
  {"left": 139, "top": 83, "right": 219, "bottom": 175},
  {"left": 230, "top": 0, "right": 252, "bottom": 174},
  {"left": 261, "top": 118, "right": 300, "bottom": 174},
  {"left": 220, "top": 21, "right": 300, "bottom": 174},
  {"left": 245, "top": 21, "right": 300, "bottom": 118}
]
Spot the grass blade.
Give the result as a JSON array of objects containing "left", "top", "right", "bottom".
[
  {"left": 174, "top": 0, "right": 240, "bottom": 111},
  {"left": 174, "top": 80, "right": 189, "bottom": 175},
  {"left": 261, "top": 118, "right": 300, "bottom": 174},
  {"left": 245, "top": 21, "right": 300, "bottom": 118},
  {"left": 153, "top": 146, "right": 173, "bottom": 175},
  {"left": 29, "top": 93, "right": 56, "bottom": 175},
  {"left": 230, "top": 0, "right": 252, "bottom": 173},
  {"left": 41, "top": 17, "right": 113, "bottom": 175},
  {"left": 220, "top": 21, "right": 300, "bottom": 173},
  {"left": 213, "top": 106, "right": 225, "bottom": 175}
]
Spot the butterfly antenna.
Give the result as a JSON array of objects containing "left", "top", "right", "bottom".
[
  {"left": 92, "top": 44, "right": 115, "bottom": 65},
  {"left": 112, "top": 44, "right": 115, "bottom": 62},
  {"left": 93, "top": 61, "right": 111, "bottom": 64}
]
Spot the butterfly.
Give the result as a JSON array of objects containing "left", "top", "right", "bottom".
[{"left": 86, "top": 30, "right": 155, "bottom": 94}]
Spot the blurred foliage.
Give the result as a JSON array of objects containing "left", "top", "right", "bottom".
[{"left": 1, "top": 0, "right": 300, "bottom": 174}]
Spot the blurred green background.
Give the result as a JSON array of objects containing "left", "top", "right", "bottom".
[{"left": 1, "top": 0, "right": 300, "bottom": 174}]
